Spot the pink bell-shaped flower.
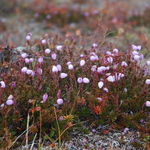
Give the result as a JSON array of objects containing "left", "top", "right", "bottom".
[
  {"left": 51, "top": 53, "right": 56, "bottom": 60},
  {"left": 80, "top": 60, "right": 85, "bottom": 67},
  {"left": 38, "top": 57, "right": 43, "bottom": 64},
  {"left": 21, "top": 53, "right": 28, "bottom": 58},
  {"left": 146, "top": 79, "right": 150, "bottom": 85},
  {"left": 6, "top": 100, "right": 14, "bottom": 105},
  {"left": 45, "top": 48, "right": 51, "bottom": 54},
  {"left": 21, "top": 67, "right": 28, "bottom": 73},
  {"left": 146, "top": 101, "right": 150, "bottom": 107},
  {"left": 60, "top": 73, "right": 67, "bottom": 79},
  {"left": 77, "top": 77, "right": 83, "bottom": 83},
  {"left": 98, "top": 81, "right": 104, "bottom": 89},
  {"left": 57, "top": 98, "right": 63, "bottom": 105},
  {"left": 41, "top": 39, "right": 46, "bottom": 45},
  {"left": 56, "top": 45, "right": 63, "bottom": 51},
  {"left": 0, "top": 81, "right": 6, "bottom": 88},
  {"left": 83, "top": 77, "right": 90, "bottom": 83},
  {"left": 43, "top": 93, "right": 48, "bottom": 102},
  {"left": 52, "top": 66, "right": 58, "bottom": 73}
]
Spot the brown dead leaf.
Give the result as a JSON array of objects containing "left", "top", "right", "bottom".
[
  {"left": 128, "top": 132, "right": 132, "bottom": 135},
  {"left": 102, "top": 129, "right": 109, "bottom": 135}
]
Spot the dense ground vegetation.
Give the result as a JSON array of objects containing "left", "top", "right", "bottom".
[{"left": 1, "top": 0, "right": 150, "bottom": 149}]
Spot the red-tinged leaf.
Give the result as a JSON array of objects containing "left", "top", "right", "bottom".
[
  {"left": 19, "top": 118, "right": 23, "bottom": 121},
  {"left": 102, "top": 129, "right": 109, "bottom": 135},
  {"left": 31, "top": 107, "right": 34, "bottom": 113},
  {"left": 138, "top": 125, "right": 146, "bottom": 133}
]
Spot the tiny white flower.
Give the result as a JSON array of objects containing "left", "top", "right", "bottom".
[
  {"left": 42, "top": 39, "right": 46, "bottom": 45},
  {"left": 90, "top": 55, "right": 96, "bottom": 61},
  {"left": 60, "top": 73, "right": 67, "bottom": 79},
  {"left": 98, "top": 81, "right": 104, "bottom": 89},
  {"left": 21, "top": 53, "right": 28, "bottom": 58},
  {"left": 83, "top": 77, "right": 90, "bottom": 83},
  {"left": 68, "top": 64, "right": 73, "bottom": 70},
  {"left": 25, "top": 58, "right": 29, "bottom": 63},
  {"left": 146, "top": 61, "right": 150, "bottom": 66},
  {"left": 132, "top": 51, "right": 139, "bottom": 55},
  {"left": 80, "top": 60, "right": 85, "bottom": 67},
  {"left": 56, "top": 45, "right": 63, "bottom": 51},
  {"left": 113, "top": 48, "right": 118, "bottom": 54},
  {"left": 107, "top": 57, "right": 113, "bottom": 63},
  {"left": 52, "top": 66, "right": 58, "bottom": 73},
  {"left": 21, "top": 67, "right": 28, "bottom": 73},
  {"left": 6, "top": 100, "right": 14, "bottom": 105},
  {"left": 134, "top": 55, "right": 140, "bottom": 62},
  {"left": 91, "top": 65, "right": 97, "bottom": 72},
  {"left": 29, "top": 58, "right": 34, "bottom": 63},
  {"left": 26, "top": 69, "right": 33, "bottom": 75},
  {"left": 56, "top": 64, "right": 61, "bottom": 72},
  {"left": 67, "top": 61, "right": 72, "bottom": 66},
  {"left": 106, "top": 51, "right": 112, "bottom": 55},
  {"left": 26, "top": 35, "right": 31, "bottom": 41},
  {"left": 104, "top": 87, "right": 108, "bottom": 93},
  {"left": 8, "top": 95, "right": 13, "bottom": 100},
  {"left": 57, "top": 98, "right": 63, "bottom": 105},
  {"left": 0, "top": 103, "right": 4, "bottom": 108},
  {"left": 77, "top": 77, "right": 83, "bottom": 83},
  {"left": 0, "top": 81, "right": 6, "bottom": 88},
  {"left": 97, "top": 66, "right": 106, "bottom": 74},
  {"left": 92, "top": 43, "right": 98, "bottom": 48},
  {"left": 45, "top": 48, "right": 51, "bottom": 54},
  {"left": 107, "top": 76, "right": 115, "bottom": 82},
  {"left": 121, "top": 61, "right": 128, "bottom": 67}
]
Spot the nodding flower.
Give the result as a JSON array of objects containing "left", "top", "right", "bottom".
[
  {"left": 21, "top": 67, "right": 28, "bottom": 74},
  {"left": 56, "top": 64, "right": 61, "bottom": 72},
  {"left": 131, "top": 44, "right": 141, "bottom": 51},
  {"left": 38, "top": 57, "right": 43, "bottom": 64},
  {"left": 146, "top": 61, "right": 150, "bottom": 66},
  {"left": 56, "top": 45, "right": 63, "bottom": 51},
  {"left": 0, "top": 81, "right": 6, "bottom": 88},
  {"left": 21, "top": 53, "right": 28, "bottom": 58},
  {"left": 6, "top": 95, "right": 14, "bottom": 106},
  {"left": 77, "top": 77, "right": 83, "bottom": 83},
  {"left": 45, "top": 48, "right": 51, "bottom": 54},
  {"left": 80, "top": 60, "right": 85, "bottom": 67},
  {"left": 68, "top": 64, "right": 73, "bottom": 70},
  {"left": 57, "top": 98, "right": 63, "bottom": 105},
  {"left": 43, "top": 93, "right": 48, "bottom": 102},
  {"left": 52, "top": 66, "right": 58, "bottom": 73},
  {"left": 146, "top": 101, "right": 150, "bottom": 107},
  {"left": 92, "top": 43, "right": 98, "bottom": 48},
  {"left": 113, "top": 48, "right": 118, "bottom": 54},
  {"left": 26, "top": 35, "right": 31, "bottom": 41},
  {"left": 146, "top": 79, "right": 150, "bottom": 85},
  {"left": 98, "top": 81, "right": 104, "bottom": 89},
  {"left": 83, "top": 77, "right": 90, "bottom": 83},
  {"left": 51, "top": 53, "right": 56, "bottom": 60},
  {"left": 41, "top": 39, "right": 46, "bottom": 45},
  {"left": 121, "top": 61, "right": 128, "bottom": 67},
  {"left": 134, "top": 55, "right": 140, "bottom": 62},
  {"left": 60, "top": 73, "right": 67, "bottom": 79}
]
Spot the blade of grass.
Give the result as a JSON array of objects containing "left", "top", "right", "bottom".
[
  {"left": 25, "top": 113, "right": 29, "bottom": 149},
  {"left": 30, "top": 133, "right": 37, "bottom": 150},
  {"left": 54, "top": 106, "right": 61, "bottom": 148},
  {"left": 9, "top": 123, "right": 35, "bottom": 149}
]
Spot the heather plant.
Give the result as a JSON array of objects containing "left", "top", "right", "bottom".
[{"left": 0, "top": 32, "right": 150, "bottom": 149}]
